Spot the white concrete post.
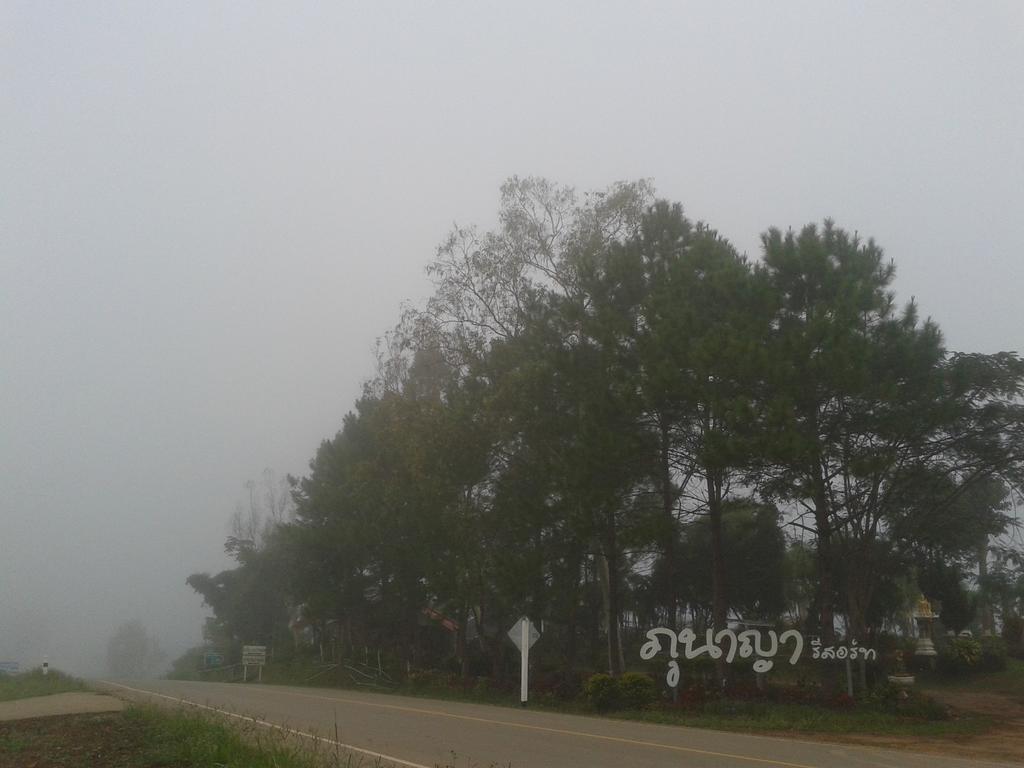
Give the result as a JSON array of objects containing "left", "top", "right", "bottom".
[{"left": 520, "top": 618, "right": 529, "bottom": 706}]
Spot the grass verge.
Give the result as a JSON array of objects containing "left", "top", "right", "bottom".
[
  {"left": 627, "top": 700, "right": 991, "bottom": 738},
  {"left": 918, "top": 657, "right": 1024, "bottom": 702},
  {"left": 0, "top": 669, "right": 86, "bottom": 702},
  {"left": 397, "top": 686, "right": 993, "bottom": 739},
  {"left": 0, "top": 705, "right": 343, "bottom": 768}
]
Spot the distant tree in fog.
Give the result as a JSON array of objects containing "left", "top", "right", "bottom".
[
  {"left": 106, "top": 620, "right": 165, "bottom": 678},
  {"left": 225, "top": 468, "right": 294, "bottom": 558}
]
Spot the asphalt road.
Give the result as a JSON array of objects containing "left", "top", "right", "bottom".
[{"left": 96, "top": 679, "right": 1010, "bottom": 768}]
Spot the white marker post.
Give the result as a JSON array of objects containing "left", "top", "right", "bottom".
[
  {"left": 507, "top": 617, "right": 540, "bottom": 707},
  {"left": 42, "top": 657, "right": 49, "bottom": 676},
  {"left": 520, "top": 619, "right": 529, "bottom": 706}
]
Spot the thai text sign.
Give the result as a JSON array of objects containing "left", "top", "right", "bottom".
[
  {"left": 640, "top": 628, "right": 876, "bottom": 687},
  {"left": 242, "top": 645, "right": 266, "bottom": 666}
]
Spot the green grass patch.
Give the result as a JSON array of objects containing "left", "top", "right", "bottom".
[
  {"left": 919, "top": 657, "right": 1024, "bottom": 702},
  {"left": 0, "top": 668, "right": 86, "bottom": 701},
  {"left": 395, "top": 682, "right": 993, "bottom": 738},
  {"left": 626, "top": 701, "right": 991, "bottom": 738},
  {"left": 128, "top": 706, "right": 330, "bottom": 767},
  {"left": 0, "top": 705, "right": 344, "bottom": 767}
]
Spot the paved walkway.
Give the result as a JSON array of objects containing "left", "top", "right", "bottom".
[{"left": 0, "top": 692, "right": 124, "bottom": 722}]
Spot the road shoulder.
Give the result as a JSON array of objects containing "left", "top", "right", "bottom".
[{"left": 0, "top": 692, "right": 124, "bottom": 722}]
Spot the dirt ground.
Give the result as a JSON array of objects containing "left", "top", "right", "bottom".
[
  {"left": 0, "top": 712, "right": 148, "bottom": 768},
  {"left": 924, "top": 692, "right": 1024, "bottom": 765},
  {"left": 791, "top": 691, "right": 1024, "bottom": 765}
]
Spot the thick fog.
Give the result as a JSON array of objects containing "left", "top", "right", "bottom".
[{"left": 2, "top": 2, "right": 1021, "bottom": 677}]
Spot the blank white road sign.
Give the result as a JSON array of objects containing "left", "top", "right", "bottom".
[{"left": 507, "top": 617, "right": 540, "bottom": 650}]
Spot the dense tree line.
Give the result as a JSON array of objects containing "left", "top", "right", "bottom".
[{"left": 187, "top": 179, "right": 1024, "bottom": 689}]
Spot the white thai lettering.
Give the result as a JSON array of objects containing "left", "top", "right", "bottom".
[{"left": 639, "top": 628, "right": 875, "bottom": 687}]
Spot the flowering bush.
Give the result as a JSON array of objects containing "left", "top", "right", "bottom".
[
  {"left": 774, "top": 683, "right": 820, "bottom": 706},
  {"left": 672, "top": 682, "right": 712, "bottom": 709}
]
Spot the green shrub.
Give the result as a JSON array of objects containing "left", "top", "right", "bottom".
[
  {"left": 979, "top": 635, "right": 1008, "bottom": 672},
  {"left": 533, "top": 670, "right": 582, "bottom": 700},
  {"left": 406, "top": 669, "right": 448, "bottom": 689},
  {"left": 167, "top": 646, "right": 206, "bottom": 680},
  {"left": 0, "top": 669, "right": 85, "bottom": 702},
  {"left": 618, "top": 672, "right": 657, "bottom": 710},
  {"left": 583, "top": 673, "right": 621, "bottom": 711},
  {"left": 937, "top": 635, "right": 1007, "bottom": 674},
  {"left": 471, "top": 676, "right": 491, "bottom": 697},
  {"left": 1002, "top": 616, "right": 1024, "bottom": 657},
  {"left": 681, "top": 654, "right": 717, "bottom": 678},
  {"left": 938, "top": 636, "right": 981, "bottom": 675},
  {"left": 866, "top": 683, "right": 948, "bottom": 720},
  {"left": 1003, "top": 615, "right": 1024, "bottom": 641}
]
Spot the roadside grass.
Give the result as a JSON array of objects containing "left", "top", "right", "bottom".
[
  {"left": 918, "top": 657, "right": 1024, "bottom": 703},
  {"left": 0, "top": 704, "right": 512, "bottom": 767},
  {"left": 395, "top": 684, "right": 993, "bottom": 738},
  {"left": 128, "top": 706, "right": 330, "bottom": 767},
  {"left": 0, "top": 705, "right": 356, "bottom": 768},
  {"left": 627, "top": 700, "right": 991, "bottom": 738},
  {"left": 0, "top": 668, "right": 86, "bottom": 702}
]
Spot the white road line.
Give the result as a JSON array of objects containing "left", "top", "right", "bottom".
[
  {"left": 102, "top": 680, "right": 1014, "bottom": 768},
  {"left": 105, "top": 680, "right": 819, "bottom": 768},
  {"left": 99, "top": 680, "right": 431, "bottom": 768},
  {"left": 253, "top": 685, "right": 1014, "bottom": 768}
]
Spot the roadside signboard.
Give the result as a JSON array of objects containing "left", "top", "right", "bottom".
[
  {"left": 242, "top": 645, "right": 266, "bottom": 666},
  {"left": 203, "top": 651, "right": 224, "bottom": 668},
  {"left": 0, "top": 662, "right": 19, "bottom": 675},
  {"left": 242, "top": 645, "right": 267, "bottom": 682}
]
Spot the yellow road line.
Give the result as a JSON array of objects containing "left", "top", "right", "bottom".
[{"left": 99, "top": 680, "right": 430, "bottom": 768}]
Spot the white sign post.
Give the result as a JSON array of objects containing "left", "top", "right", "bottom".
[
  {"left": 42, "top": 656, "right": 49, "bottom": 676},
  {"left": 507, "top": 617, "right": 540, "bottom": 706}
]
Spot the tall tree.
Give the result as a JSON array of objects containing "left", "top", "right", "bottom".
[
  {"left": 601, "top": 201, "right": 773, "bottom": 681},
  {"left": 759, "top": 221, "right": 912, "bottom": 656},
  {"left": 421, "top": 176, "right": 656, "bottom": 675},
  {"left": 760, "top": 222, "right": 1024, "bottom": 656}
]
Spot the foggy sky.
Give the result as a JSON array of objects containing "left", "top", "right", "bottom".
[{"left": 2, "top": 2, "right": 1022, "bottom": 676}]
